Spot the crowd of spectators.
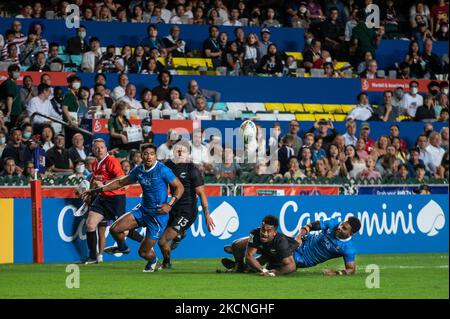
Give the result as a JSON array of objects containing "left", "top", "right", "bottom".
[
  {"left": 0, "top": 1, "right": 448, "bottom": 78},
  {"left": 0, "top": 63, "right": 448, "bottom": 184},
  {"left": 0, "top": 1, "right": 448, "bottom": 185},
  {"left": 345, "top": 79, "right": 449, "bottom": 122}
]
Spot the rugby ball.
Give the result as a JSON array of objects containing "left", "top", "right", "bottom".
[{"left": 239, "top": 120, "right": 257, "bottom": 143}]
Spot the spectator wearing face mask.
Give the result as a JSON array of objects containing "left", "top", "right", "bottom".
[
  {"left": 392, "top": 86, "right": 404, "bottom": 108},
  {"left": 141, "top": 117, "right": 153, "bottom": 144},
  {"left": 66, "top": 26, "right": 89, "bottom": 55},
  {"left": 20, "top": 122, "right": 34, "bottom": 148},
  {"left": 400, "top": 80, "right": 423, "bottom": 118},
  {"left": 69, "top": 159, "right": 89, "bottom": 180}
]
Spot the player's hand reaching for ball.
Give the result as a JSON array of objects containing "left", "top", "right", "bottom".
[
  {"left": 323, "top": 268, "right": 337, "bottom": 276},
  {"left": 158, "top": 203, "right": 172, "bottom": 214},
  {"left": 260, "top": 269, "right": 276, "bottom": 277}
]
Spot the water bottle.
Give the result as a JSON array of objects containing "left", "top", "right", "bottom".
[{"left": 235, "top": 59, "right": 241, "bottom": 76}]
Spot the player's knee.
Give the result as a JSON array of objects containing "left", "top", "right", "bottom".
[
  {"left": 85, "top": 219, "right": 98, "bottom": 232},
  {"left": 158, "top": 237, "right": 167, "bottom": 247}
]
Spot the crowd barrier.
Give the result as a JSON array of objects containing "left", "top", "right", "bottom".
[{"left": 1, "top": 194, "right": 447, "bottom": 264}]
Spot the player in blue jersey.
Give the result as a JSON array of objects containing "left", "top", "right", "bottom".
[
  {"left": 221, "top": 215, "right": 361, "bottom": 276},
  {"left": 83, "top": 143, "right": 184, "bottom": 272},
  {"left": 293, "top": 216, "right": 360, "bottom": 276}
]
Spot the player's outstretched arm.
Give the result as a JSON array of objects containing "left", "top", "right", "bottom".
[
  {"left": 195, "top": 185, "right": 215, "bottom": 232},
  {"left": 159, "top": 177, "right": 185, "bottom": 214},
  {"left": 82, "top": 175, "right": 135, "bottom": 198},
  {"left": 245, "top": 246, "right": 267, "bottom": 274},
  {"left": 270, "top": 256, "right": 297, "bottom": 276},
  {"left": 323, "top": 261, "right": 356, "bottom": 276},
  {"left": 295, "top": 221, "right": 321, "bottom": 245}
]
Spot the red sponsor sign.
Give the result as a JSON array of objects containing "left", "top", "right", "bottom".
[
  {"left": 0, "top": 71, "right": 75, "bottom": 86},
  {"left": 243, "top": 185, "right": 339, "bottom": 196},
  {"left": 92, "top": 118, "right": 141, "bottom": 134},
  {"left": 361, "top": 78, "right": 440, "bottom": 93}
]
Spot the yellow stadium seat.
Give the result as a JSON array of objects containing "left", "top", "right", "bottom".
[
  {"left": 265, "top": 103, "right": 285, "bottom": 112},
  {"left": 335, "top": 62, "right": 349, "bottom": 70},
  {"left": 303, "top": 104, "right": 324, "bottom": 113},
  {"left": 187, "top": 58, "right": 207, "bottom": 68},
  {"left": 283, "top": 103, "right": 304, "bottom": 113},
  {"left": 314, "top": 113, "right": 334, "bottom": 121},
  {"left": 334, "top": 114, "right": 348, "bottom": 121},
  {"left": 172, "top": 57, "right": 188, "bottom": 67},
  {"left": 322, "top": 104, "right": 343, "bottom": 113},
  {"left": 295, "top": 113, "right": 316, "bottom": 121},
  {"left": 285, "top": 52, "right": 303, "bottom": 60},
  {"left": 175, "top": 70, "right": 200, "bottom": 75},
  {"left": 157, "top": 57, "right": 166, "bottom": 65},
  {"left": 399, "top": 115, "right": 411, "bottom": 121},
  {"left": 341, "top": 104, "right": 356, "bottom": 114},
  {"left": 204, "top": 58, "right": 213, "bottom": 67}
]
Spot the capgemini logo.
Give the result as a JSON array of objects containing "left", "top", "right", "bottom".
[
  {"left": 210, "top": 201, "right": 239, "bottom": 240},
  {"left": 416, "top": 200, "right": 446, "bottom": 237}
]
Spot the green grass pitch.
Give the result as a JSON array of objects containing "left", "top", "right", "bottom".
[{"left": 0, "top": 253, "right": 448, "bottom": 299}]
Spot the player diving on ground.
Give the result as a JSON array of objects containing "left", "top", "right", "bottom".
[{"left": 221, "top": 214, "right": 361, "bottom": 276}]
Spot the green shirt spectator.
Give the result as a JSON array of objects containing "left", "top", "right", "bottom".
[
  {"left": 0, "top": 78, "right": 22, "bottom": 116},
  {"left": 62, "top": 91, "right": 79, "bottom": 122},
  {"left": 351, "top": 19, "right": 384, "bottom": 63}
]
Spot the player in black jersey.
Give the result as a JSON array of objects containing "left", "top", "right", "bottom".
[
  {"left": 158, "top": 139, "right": 215, "bottom": 269},
  {"left": 222, "top": 215, "right": 298, "bottom": 276}
]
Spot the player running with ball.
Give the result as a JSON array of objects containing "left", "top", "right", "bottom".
[{"left": 83, "top": 143, "right": 184, "bottom": 272}]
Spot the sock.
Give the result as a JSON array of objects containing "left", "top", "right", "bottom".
[
  {"left": 163, "top": 257, "right": 171, "bottom": 265},
  {"left": 86, "top": 231, "right": 97, "bottom": 259},
  {"left": 117, "top": 241, "right": 128, "bottom": 251},
  {"left": 128, "top": 229, "right": 144, "bottom": 242}
]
